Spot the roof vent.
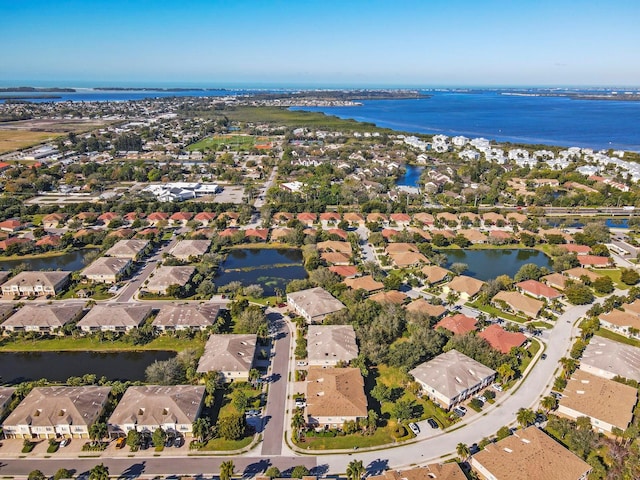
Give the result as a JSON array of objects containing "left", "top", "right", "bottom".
[{"left": 504, "top": 448, "right": 513, "bottom": 453}]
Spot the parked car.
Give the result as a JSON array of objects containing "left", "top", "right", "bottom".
[
  {"left": 295, "top": 399, "right": 306, "bottom": 408},
  {"left": 115, "top": 437, "right": 126, "bottom": 449},
  {"left": 492, "top": 383, "right": 503, "bottom": 392},
  {"left": 246, "top": 409, "right": 261, "bottom": 416},
  {"left": 408, "top": 422, "right": 420, "bottom": 435},
  {"left": 474, "top": 394, "right": 487, "bottom": 403},
  {"left": 173, "top": 436, "right": 183, "bottom": 448},
  {"left": 454, "top": 406, "right": 467, "bottom": 417},
  {"left": 60, "top": 438, "right": 70, "bottom": 447},
  {"left": 427, "top": 418, "right": 439, "bottom": 429},
  {"left": 296, "top": 361, "right": 307, "bottom": 367}
]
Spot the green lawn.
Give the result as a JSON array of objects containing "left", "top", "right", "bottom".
[
  {"left": 0, "top": 335, "right": 205, "bottom": 352},
  {"left": 468, "top": 301, "right": 528, "bottom": 323},
  {"left": 187, "top": 134, "right": 259, "bottom": 152},
  {"left": 520, "top": 338, "right": 542, "bottom": 373},
  {"left": 595, "top": 269, "right": 629, "bottom": 290},
  {"left": 217, "top": 383, "right": 262, "bottom": 419},
  {"left": 595, "top": 328, "right": 640, "bottom": 347},
  {"left": 530, "top": 321, "right": 554, "bottom": 329},
  {"left": 376, "top": 365, "right": 453, "bottom": 428},
  {"left": 200, "top": 436, "right": 253, "bottom": 451},
  {"left": 297, "top": 426, "right": 396, "bottom": 450}
]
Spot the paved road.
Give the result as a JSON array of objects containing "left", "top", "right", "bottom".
[
  {"left": 356, "top": 226, "right": 376, "bottom": 264},
  {"left": 0, "top": 456, "right": 318, "bottom": 478},
  {"left": 113, "top": 237, "right": 179, "bottom": 303},
  {"left": 261, "top": 309, "right": 292, "bottom": 456},
  {"left": 322, "top": 301, "right": 593, "bottom": 473}
]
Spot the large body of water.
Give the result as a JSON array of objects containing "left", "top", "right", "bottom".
[
  {"left": 0, "top": 350, "right": 175, "bottom": 384},
  {"left": 2, "top": 88, "right": 638, "bottom": 150},
  {"left": 293, "top": 91, "right": 640, "bottom": 151},
  {"left": 0, "top": 249, "right": 96, "bottom": 272},
  {"left": 445, "top": 248, "right": 552, "bottom": 281},
  {"left": 215, "top": 248, "right": 307, "bottom": 296}
]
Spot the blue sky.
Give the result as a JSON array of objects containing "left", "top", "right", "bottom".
[{"left": 1, "top": 0, "right": 639, "bottom": 87}]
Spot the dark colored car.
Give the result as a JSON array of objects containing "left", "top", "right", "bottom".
[{"left": 427, "top": 418, "right": 439, "bottom": 429}]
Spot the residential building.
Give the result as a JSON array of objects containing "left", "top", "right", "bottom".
[
  {"left": 307, "top": 325, "right": 358, "bottom": 367},
  {"left": 168, "top": 240, "right": 210, "bottom": 261},
  {"left": 598, "top": 310, "right": 640, "bottom": 338},
  {"left": 107, "top": 385, "right": 205, "bottom": 438},
  {"left": 306, "top": 367, "right": 367, "bottom": 428},
  {"left": 435, "top": 314, "right": 477, "bottom": 335},
  {"left": 443, "top": 275, "right": 485, "bottom": 301},
  {"left": 1, "top": 303, "right": 84, "bottom": 333},
  {"left": 343, "top": 275, "right": 384, "bottom": 293},
  {"left": 144, "top": 266, "right": 196, "bottom": 295},
  {"left": 405, "top": 298, "right": 447, "bottom": 319},
  {"left": 369, "top": 290, "right": 407, "bottom": 305},
  {"left": 153, "top": 304, "right": 220, "bottom": 332},
  {"left": 563, "top": 267, "right": 603, "bottom": 283},
  {"left": 409, "top": 349, "right": 496, "bottom": 410},
  {"left": 287, "top": 287, "right": 345, "bottom": 324},
  {"left": 471, "top": 426, "right": 591, "bottom": 480},
  {"left": 421, "top": 265, "right": 451, "bottom": 285},
  {"left": 557, "top": 369, "right": 637, "bottom": 434},
  {"left": 1, "top": 271, "right": 70, "bottom": 297},
  {"left": 104, "top": 239, "right": 149, "bottom": 260},
  {"left": 77, "top": 304, "right": 153, "bottom": 333},
  {"left": 81, "top": 257, "right": 131, "bottom": 284},
  {"left": 580, "top": 337, "right": 640, "bottom": 382},
  {"left": 479, "top": 325, "right": 527, "bottom": 354},
  {"left": 541, "top": 272, "right": 570, "bottom": 291},
  {"left": 515, "top": 279, "right": 562, "bottom": 301},
  {"left": 367, "top": 464, "right": 466, "bottom": 480},
  {"left": 196, "top": 334, "right": 257, "bottom": 381},
  {"left": 0, "top": 387, "right": 15, "bottom": 416},
  {"left": 492, "top": 291, "right": 543, "bottom": 318},
  {"left": 2, "top": 386, "right": 111, "bottom": 439}
]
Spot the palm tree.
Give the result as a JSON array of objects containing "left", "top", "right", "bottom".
[
  {"left": 456, "top": 442, "right": 470, "bottom": 462},
  {"left": 291, "top": 411, "right": 305, "bottom": 440},
  {"left": 516, "top": 408, "right": 536, "bottom": 428},
  {"left": 89, "top": 463, "right": 109, "bottom": 480},
  {"left": 219, "top": 460, "right": 234, "bottom": 480},
  {"left": 559, "top": 357, "right": 578, "bottom": 378},
  {"left": 540, "top": 395, "right": 557, "bottom": 413},
  {"left": 89, "top": 422, "right": 107, "bottom": 444},
  {"left": 346, "top": 460, "right": 366, "bottom": 480},
  {"left": 192, "top": 417, "right": 211, "bottom": 443}
]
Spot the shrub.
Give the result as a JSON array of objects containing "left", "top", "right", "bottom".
[{"left": 391, "top": 425, "right": 407, "bottom": 439}]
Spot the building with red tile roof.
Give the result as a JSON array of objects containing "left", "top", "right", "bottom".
[
  {"left": 327, "top": 228, "right": 348, "bottom": 240},
  {"left": 244, "top": 228, "right": 269, "bottom": 241},
  {"left": 479, "top": 324, "right": 527, "bottom": 353},
  {"left": 435, "top": 314, "right": 477, "bottom": 335},
  {"left": 559, "top": 244, "right": 592, "bottom": 255},
  {"left": 329, "top": 265, "right": 358, "bottom": 278},
  {"left": 577, "top": 255, "right": 613, "bottom": 267},
  {"left": 516, "top": 279, "right": 562, "bottom": 300}
]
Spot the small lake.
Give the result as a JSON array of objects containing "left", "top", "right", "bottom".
[
  {"left": 396, "top": 164, "right": 425, "bottom": 188},
  {"left": 0, "top": 350, "right": 175, "bottom": 384},
  {"left": 215, "top": 248, "right": 307, "bottom": 296},
  {"left": 0, "top": 249, "right": 98, "bottom": 272},
  {"left": 444, "top": 249, "right": 553, "bottom": 281}
]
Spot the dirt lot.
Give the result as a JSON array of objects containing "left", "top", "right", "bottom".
[{"left": 0, "top": 118, "right": 111, "bottom": 154}]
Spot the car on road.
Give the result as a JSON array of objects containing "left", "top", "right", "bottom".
[
  {"left": 541, "top": 353, "right": 547, "bottom": 360},
  {"left": 427, "top": 418, "right": 439, "bottom": 429},
  {"left": 408, "top": 422, "right": 420, "bottom": 435},
  {"left": 492, "top": 383, "right": 503, "bottom": 392}
]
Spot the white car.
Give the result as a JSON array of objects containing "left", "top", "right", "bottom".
[
  {"left": 474, "top": 394, "right": 487, "bottom": 403},
  {"left": 295, "top": 400, "right": 306, "bottom": 408},
  {"left": 296, "top": 361, "right": 307, "bottom": 367},
  {"left": 492, "top": 383, "right": 504, "bottom": 392},
  {"left": 408, "top": 422, "right": 420, "bottom": 435}
]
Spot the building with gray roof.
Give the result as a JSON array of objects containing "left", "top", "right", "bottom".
[
  {"left": 580, "top": 336, "right": 640, "bottom": 382},
  {"left": 287, "top": 287, "right": 345, "bottom": 324}
]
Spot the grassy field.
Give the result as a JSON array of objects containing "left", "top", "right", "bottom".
[
  {"left": 595, "top": 328, "right": 640, "bottom": 347},
  {"left": 0, "top": 131, "right": 62, "bottom": 154},
  {"left": 298, "top": 426, "right": 396, "bottom": 450},
  {"left": 376, "top": 365, "right": 453, "bottom": 428},
  {"left": 187, "top": 134, "right": 263, "bottom": 152},
  {"left": 200, "top": 435, "right": 253, "bottom": 451},
  {"left": 219, "top": 107, "right": 397, "bottom": 133},
  {"left": 0, "top": 334, "right": 205, "bottom": 352},
  {"left": 468, "top": 301, "right": 528, "bottom": 323},
  {"left": 595, "top": 269, "right": 629, "bottom": 290}
]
